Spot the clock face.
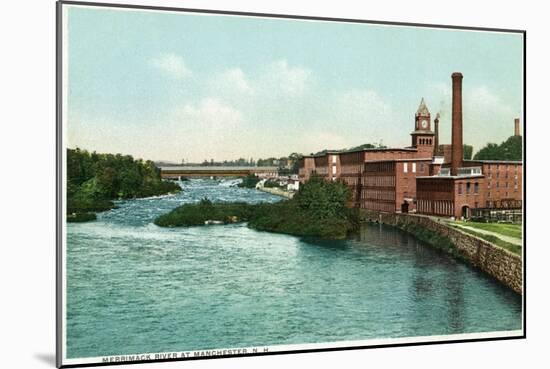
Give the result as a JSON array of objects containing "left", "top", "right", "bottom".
[{"left": 421, "top": 120, "right": 428, "bottom": 129}]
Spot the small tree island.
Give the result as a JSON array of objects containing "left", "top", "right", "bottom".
[{"left": 154, "top": 176, "right": 360, "bottom": 239}]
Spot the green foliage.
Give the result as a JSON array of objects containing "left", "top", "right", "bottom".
[
  {"left": 67, "top": 148, "right": 181, "bottom": 221},
  {"left": 238, "top": 174, "right": 261, "bottom": 188},
  {"left": 67, "top": 212, "right": 97, "bottom": 223},
  {"left": 454, "top": 221, "right": 522, "bottom": 239},
  {"left": 154, "top": 201, "right": 255, "bottom": 227},
  {"left": 473, "top": 135, "right": 522, "bottom": 161},
  {"left": 347, "top": 142, "right": 387, "bottom": 151},
  {"left": 463, "top": 144, "right": 473, "bottom": 160},
  {"left": 293, "top": 175, "right": 351, "bottom": 220},
  {"left": 155, "top": 177, "right": 359, "bottom": 239},
  {"left": 249, "top": 201, "right": 359, "bottom": 239}
]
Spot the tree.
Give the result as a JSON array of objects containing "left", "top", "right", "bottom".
[
  {"left": 66, "top": 148, "right": 181, "bottom": 216},
  {"left": 294, "top": 175, "right": 351, "bottom": 220},
  {"left": 473, "top": 136, "right": 522, "bottom": 161}
]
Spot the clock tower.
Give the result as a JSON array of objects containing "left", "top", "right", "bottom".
[{"left": 411, "top": 98, "right": 435, "bottom": 151}]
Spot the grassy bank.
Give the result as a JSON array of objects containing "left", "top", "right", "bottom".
[
  {"left": 453, "top": 226, "right": 521, "bottom": 255},
  {"left": 368, "top": 217, "right": 521, "bottom": 257},
  {"left": 453, "top": 221, "right": 522, "bottom": 239},
  {"left": 155, "top": 176, "right": 359, "bottom": 239}
]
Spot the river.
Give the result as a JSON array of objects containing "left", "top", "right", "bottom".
[{"left": 66, "top": 179, "right": 522, "bottom": 358}]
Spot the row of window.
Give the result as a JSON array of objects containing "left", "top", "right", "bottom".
[
  {"left": 458, "top": 182, "right": 479, "bottom": 195},
  {"left": 418, "top": 138, "right": 433, "bottom": 145},
  {"left": 340, "top": 165, "right": 363, "bottom": 175},
  {"left": 417, "top": 181, "right": 453, "bottom": 193},
  {"left": 487, "top": 191, "right": 517, "bottom": 199},
  {"left": 486, "top": 164, "right": 520, "bottom": 171},
  {"left": 364, "top": 162, "right": 395, "bottom": 173},
  {"left": 488, "top": 173, "right": 518, "bottom": 179},
  {"left": 362, "top": 189, "right": 396, "bottom": 201},
  {"left": 343, "top": 178, "right": 361, "bottom": 186},
  {"left": 417, "top": 199, "right": 454, "bottom": 216},
  {"left": 484, "top": 199, "right": 522, "bottom": 208},
  {"left": 487, "top": 181, "right": 519, "bottom": 189},
  {"left": 363, "top": 175, "right": 396, "bottom": 187},
  {"left": 403, "top": 162, "right": 426, "bottom": 173}
]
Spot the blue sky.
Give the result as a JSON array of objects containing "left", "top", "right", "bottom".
[{"left": 66, "top": 5, "right": 523, "bottom": 162}]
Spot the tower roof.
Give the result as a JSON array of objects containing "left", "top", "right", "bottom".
[{"left": 416, "top": 98, "right": 430, "bottom": 116}]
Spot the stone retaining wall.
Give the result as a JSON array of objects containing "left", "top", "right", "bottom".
[{"left": 360, "top": 210, "right": 523, "bottom": 294}]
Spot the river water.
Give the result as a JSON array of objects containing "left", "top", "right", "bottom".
[{"left": 66, "top": 179, "right": 522, "bottom": 358}]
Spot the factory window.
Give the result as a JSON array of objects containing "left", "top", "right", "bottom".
[
  {"left": 458, "top": 184, "right": 463, "bottom": 195},
  {"left": 332, "top": 166, "right": 337, "bottom": 175},
  {"left": 420, "top": 163, "right": 424, "bottom": 172},
  {"left": 474, "top": 182, "right": 479, "bottom": 194},
  {"left": 496, "top": 182, "right": 500, "bottom": 188},
  {"left": 332, "top": 155, "right": 337, "bottom": 164},
  {"left": 404, "top": 163, "right": 408, "bottom": 173},
  {"left": 466, "top": 182, "right": 471, "bottom": 194},
  {"left": 412, "top": 163, "right": 416, "bottom": 173},
  {"left": 488, "top": 191, "right": 491, "bottom": 198}
]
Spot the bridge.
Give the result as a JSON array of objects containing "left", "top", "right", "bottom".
[{"left": 159, "top": 166, "right": 279, "bottom": 179}]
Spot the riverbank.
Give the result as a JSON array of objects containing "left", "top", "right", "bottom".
[
  {"left": 450, "top": 221, "right": 522, "bottom": 253},
  {"left": 360, "top": 210, "right": 522, "bottom": 294},
  {"left": 67, "top": 148, "right": 182, "bottom": 222},
  {"left": 257, "top": 186, "right": 295, "bottom": 199}
]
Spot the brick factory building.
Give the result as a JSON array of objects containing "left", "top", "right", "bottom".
[{"left": 298, "top": 72, "right": 523, "bottom": 219}]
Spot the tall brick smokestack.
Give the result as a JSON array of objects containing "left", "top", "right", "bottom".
[
  {"left": 451, "top": 72, "right": 463, "bottom": 176},
  {"left": 514, "top": 118, "right": 520, "bottom": 136},
  {"left": 434, "top": 112, "right": 440, "bottom": 156}
]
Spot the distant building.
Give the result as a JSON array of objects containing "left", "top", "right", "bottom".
[
  {"left": 298, "top": 72, "right": 523, "bottom": 219},
  {"left": 287, "top": 178, "right": 300, "bottom": 191}
]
